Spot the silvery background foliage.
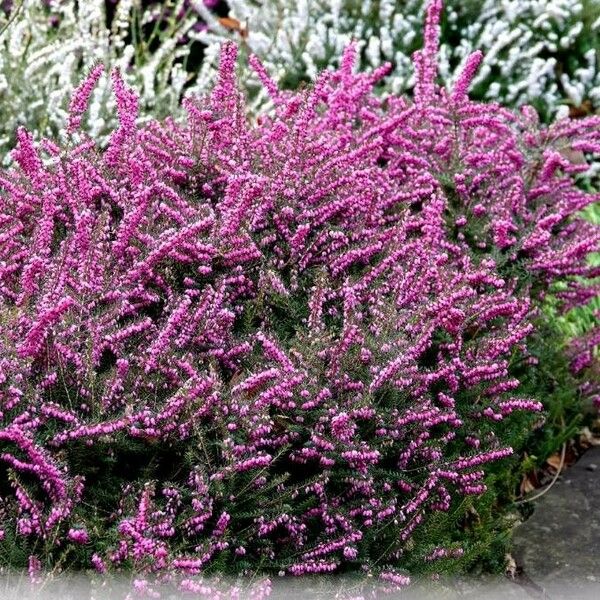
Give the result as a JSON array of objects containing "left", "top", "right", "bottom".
[
  {"left": 196, "top": 0, "right": 600, "bottom": 116},
  {"left": 0, "top": 0, "right": 598, "bottom": 157},
  {"left": 0, "top": 0, "right": 206, "bottom": 156}
]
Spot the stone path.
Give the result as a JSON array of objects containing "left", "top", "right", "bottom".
[{"left": 511, "top": 445, "right": 600, "bottom": 599}]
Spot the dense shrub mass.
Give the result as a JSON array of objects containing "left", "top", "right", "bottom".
[
  {"left": 0, "top": 0, "right": 598, "bottom": 588},
  {"left": 379, "top": 11, "right": 600, "bottom": 376},
  {"left": 199, "top": 0, "right": 600, "bottom": 118}
]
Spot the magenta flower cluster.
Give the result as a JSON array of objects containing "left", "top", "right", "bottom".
[{"left": 0, "top": 0, "right": 597, "bottom": 586}]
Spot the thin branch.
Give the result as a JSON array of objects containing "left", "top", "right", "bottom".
[
  {"left": 515, "top": 440, "right": 567, "bottom": 505},
  {"left": 0, "top": 0, "right": 24, "bottom": 39}
]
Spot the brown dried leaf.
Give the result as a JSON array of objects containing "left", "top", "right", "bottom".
[
  {"left": 520, "top": 474, "right": 536, "bottom": 495},
  {"left": 546, "top": 452, "right": 566, "bottom": 473},
  {"left": 218, "top": 17, "right": 248, "bottom": 38},
  {"left": 568, "top": 100, "right": 593, "bottom": 119}
]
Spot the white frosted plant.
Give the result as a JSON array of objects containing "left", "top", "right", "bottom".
[
  {"left": 0, "top": 0, "right": 213, "bottom": 158},
  {"left": 194, "top": 0, "right": 600, "bottom": 118}
]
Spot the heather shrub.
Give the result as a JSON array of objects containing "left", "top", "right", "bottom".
[
  {"left": 376, "top": 1, "right": 600, "bottom": 459},
  {"left": 382, "top": 3, "right": 600, "bottom": 368},
  {"left": 0, "top": 0, "right": 598, "bottom": 585}
]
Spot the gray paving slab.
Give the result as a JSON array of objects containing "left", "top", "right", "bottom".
[{"left": 512, "top": 446, "right": 600, "bottom": 597}]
